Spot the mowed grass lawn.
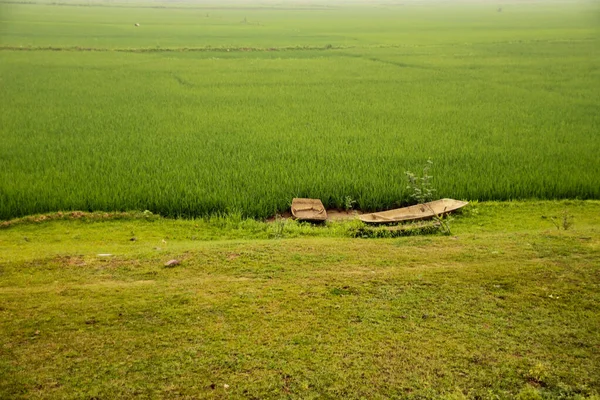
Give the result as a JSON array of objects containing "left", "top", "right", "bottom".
[{"left": 1, "top": 201, "right": 599, "bottom": 398}]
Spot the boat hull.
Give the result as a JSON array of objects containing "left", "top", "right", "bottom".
[
  {"left": 291, "top": 198, "right": 328, "bottom": 222},
  {"left": 359, "top": 199, "right": 468, "bottom": 224}
]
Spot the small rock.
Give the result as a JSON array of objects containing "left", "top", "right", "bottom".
[
  {"left": 223, "top": 384, "right": 229, "bottom": 389},
  {"left": 164, "top": 259, "right": 180, "bottom": 268}
]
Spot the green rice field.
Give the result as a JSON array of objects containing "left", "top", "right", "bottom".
[{"left": 1, "top": 0, "right": 599, "bottom": 219}]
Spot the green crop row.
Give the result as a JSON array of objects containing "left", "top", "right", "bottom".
[{"left": 0, "top": 2, "right": 599, "bottom": 220}]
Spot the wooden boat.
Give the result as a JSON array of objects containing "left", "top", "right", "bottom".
[
  {"left": 291, "top": 198, "right": 328, "bottom": 222},
  {"left": 359, "top": 198, "right": 468, "bottom": 224}
]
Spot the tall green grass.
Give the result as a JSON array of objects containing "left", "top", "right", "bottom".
[{"left": 0, "top": 2, "right": 599, "bottom": 219}]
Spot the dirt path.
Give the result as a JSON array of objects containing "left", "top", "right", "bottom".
[{"left": 266, "top": 209, "right": 362, "bottom": 222}]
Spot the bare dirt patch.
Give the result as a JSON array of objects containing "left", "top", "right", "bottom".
[{"left": 265, "top": 209, "right": 361, "bottom": 222}]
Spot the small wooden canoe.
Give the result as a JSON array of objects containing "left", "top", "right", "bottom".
[
  {"left": 359, "top": 198, "right": 468, "bottom": 224},
  {"left": 291, "top": 198, "right": 328, "bottom": 222}
]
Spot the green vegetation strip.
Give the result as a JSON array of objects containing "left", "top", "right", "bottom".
[
  {"left": 0, "top": 45, "right": 346, "bottom": 52},
  {"left": 1, "top": 2, "right": 599, "bottom": 219},
  {"left": 1, "top": 201, "right": 599, "bottom": 398}
]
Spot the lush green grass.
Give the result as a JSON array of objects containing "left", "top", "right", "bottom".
[
  {"left": 1, "top": 201, "right": 599, "bottom": 398},
  {"left": 1, "top": 1, "right": 599, "bottom": 219},
  {"left": 2, "top": 1, "right": 597, "bottom": 49}
]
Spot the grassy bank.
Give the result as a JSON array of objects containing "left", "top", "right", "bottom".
[{"left": 1, "top": 201, "right": 599, "bottom": 398}]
